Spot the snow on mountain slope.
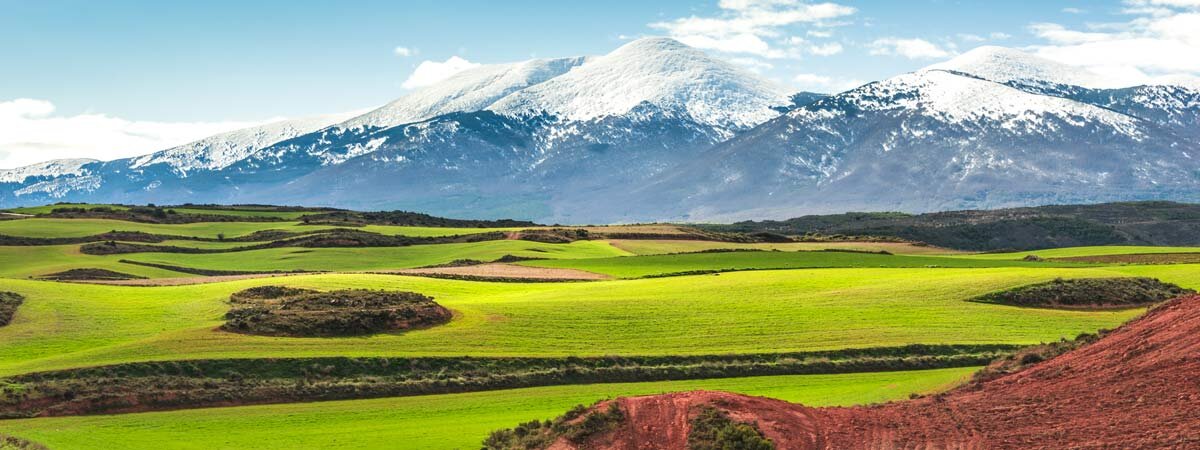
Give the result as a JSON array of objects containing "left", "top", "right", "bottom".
[
  {"left": 489, "top": 37, "right": 790, "bottom": 131},
  {"left": 0, "top": 158, "right": 97, "bottom": 184},
  {"left": 924, "top": 46, "right": 1104, "bottom": 89},
  {"left": 336, "top": 56, "right": 589, "bottom": 131},
  {"left": 828, "top": 70, "right": 1143, "bottom": 136},
  {"left": 128, "top": 112, "right": 358, "bottom": 174}
]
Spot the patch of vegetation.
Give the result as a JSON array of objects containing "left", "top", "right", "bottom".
[
  {"left": 0, "top": 434, "right": 48, "bottom": 450},
  {"left": 0, "top": 231, "right": 172, "bottom": 246},
  {"left": 0, "top": 292, "right": 23, "bottom": 327},
  {"left": 45, "top": 206, "right": 286, "bottom": 223},
  {"left": 299, "top": 210, "right": 538, "bottom": 228},
  {"left": 221, "top": 287, "right": 452, "bottom": 337},
  {"left": 699, "top": 201, "right": 1200, "bottom": 251},
  {"left": 0, "top": 345, "right": 1009, "bottom": 418},
  {"left": 78, "top": 229, "right": 512, "bottom": 255},
  {"left": 688, "top": 406, "right": 774, "bottom": 450},
  {"left": 37, "top": 268, "right": 146, "bottom": 281},
  {"left": 971, "top": 277, "right": 1194, "bottom": 309},
  {"left": 967, "top": 331, "right": 1107, "bottom": 385},
  {"left": 514, "top": 228, "right": 590, "bottom": 244},
  {"left": 482, "top": 401, "right": 625, "bottom": 449}
]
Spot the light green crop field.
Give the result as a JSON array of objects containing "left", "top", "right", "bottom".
[
  {"left": 118, "top": 240, "right": 628, "bottom": 273},
  {"left": 0, "top": 266, "right": 1166, "bottom": 376},
  {"left": 956, "top": 245, "right": 1200, "bottom": 260},
  {"left": 0, "top": 245, "right": 192, "bottom": 279},
  {"left": 608, "top": 239, "right": 960, "bottom": 256},
  {"left": 0, "top": 240, "right": 627, "bottom": 279},
  {"left": 0, "top": 368, "right": 977, "bottom": 450},
  {"left": 519, "top": 250, "right": 1082, "bottom": 278},
  {"left": 0, "top": 218, "right": 532, "bottom": 239}
]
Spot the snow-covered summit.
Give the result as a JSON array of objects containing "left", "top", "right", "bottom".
[
  {"left": 489, "top": 37, "right": 790, "bottom": 130},
  {"left": 813, "top": 69, "right": 1142, "bottom": 134},
  {"left": 923, "top": 46, "right": 1104, "bottom": 89},
  {"left": 129, "top": 112, "right": 357, "bottom": 174},
  {"left": 336, "top": 56, "right": 590, "bottom": 131},
  {"left": 0, "top": 158, "right": 97, "bottom": 184}
]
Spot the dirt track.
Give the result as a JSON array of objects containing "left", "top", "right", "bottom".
[{"left": 557, "top": 295, "right": 1200, "bottom": 449}]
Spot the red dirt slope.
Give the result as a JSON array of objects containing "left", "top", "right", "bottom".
[{"left": 556, "top": 295, "right": 1200, "bottom": 449}]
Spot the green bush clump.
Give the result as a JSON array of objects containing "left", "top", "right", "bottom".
[
  {"left": 688, "top": 406, "right": 774, "bottom": 450},
  {"left": 972, "top": 277, "right": 1194, "bottom": 308},
  {"left": 482, "top": 402, "right": 624, "bottom": 449},
  {"left": 221, "top": 287, "right": 452, "bottom": 337},
  {"left": 0, "top": 292, "right": 25, "bottom": 327}
]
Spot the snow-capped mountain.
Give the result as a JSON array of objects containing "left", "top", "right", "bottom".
[
  {"left": 489, "top": 37, "right": 788, "bottom": 133},
  {"left": 0, "top": 158, "right": 97, "bottom": 184},
  {"left": 645, "top": 67, "right": 1199, "bottom": 220},
  {"left": 2, "top": 41, "right": 1198, "bottom": 222},
  {"left": 128, "top": 113, "right": 358, "bottom": 175}
]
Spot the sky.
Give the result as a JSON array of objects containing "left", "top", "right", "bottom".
[{"left": 2, "top": 0, "right": 1199, "bottom": 169}]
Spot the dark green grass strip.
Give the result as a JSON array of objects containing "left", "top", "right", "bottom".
[{"left": 0, "top": 344, "right": 1012, "bottom": 418}]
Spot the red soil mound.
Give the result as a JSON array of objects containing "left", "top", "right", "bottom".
[{"left": 555, "top": 295, "right": 1200, "bottom": 449}]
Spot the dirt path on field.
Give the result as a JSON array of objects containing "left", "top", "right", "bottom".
[
  {"left": 550, "top": 294, "right": 1200, "bottom": 449},
  {"left": 382, "top": 263, "right": 611, "bottom": 281}
]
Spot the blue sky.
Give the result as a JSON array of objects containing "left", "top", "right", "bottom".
[{"left": 3, "top": 0, "right": 1199, "bottom": 168}]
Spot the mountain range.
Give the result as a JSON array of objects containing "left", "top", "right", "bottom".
[{"left": 3, "top": 38, "right": 1198, "bottom": 222}]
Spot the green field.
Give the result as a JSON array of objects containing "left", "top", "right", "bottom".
[
  {"left": 609, "top": 239, "right": 958, "bottom": 255},
  {"left": 520, "top": 250, "right": 1080, "bottom": 278},
  {"left": 0, "top": 368, "right": 976, "bottom": 449},
  {"left": 0, "top": 218, "right": 531, "bottom": 239},
  {"left": 3, "top": 207, "right": 1199, "bottom": 449},
  {"left": 0, "top": 267, "right": 1157, "bottom": 376},
  {"left": 957, "top": 245, "right": 1200, "bottom": 260}
]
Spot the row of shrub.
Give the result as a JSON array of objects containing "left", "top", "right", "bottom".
[
  {"left": 0, "top": 344, "right": 1016, "bottom": 418},
  {"left": 79, "top": 229, "right": 512, "bottom": 255}
]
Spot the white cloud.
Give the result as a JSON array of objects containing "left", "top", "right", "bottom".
[
  {"left": 958, "top": 33, "right": 986, "bottom": 42},
  {"left": 792, "top": 73, "right": 863, "bottom": 92},
  {"left": 648, "top": 1, "right": 856, "bottom": 58},
  {"left": 393, "top": 46, "right": 415, "bottom": 57},
  {"left": 1026, "top": 1, "right": 1200, "bottom": 87},
  {"left": 869, "top": 38, "right": 953, "bottom": 59},
  {"left": 728, "top": 57, "right": 775, "bottom": 73},
  {"left": 401, "top": 56, "right": 481, "bottom": 90},
  {"left": 0, "top": 98, "right": 271, "bottom": 169},
  {"left": 1062, "top": 7, "right": 1087, "bottom": 14},
  {"left": 807, "top": 42, "right": 843, "bottom": 55}
]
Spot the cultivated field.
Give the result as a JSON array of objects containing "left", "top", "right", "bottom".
[{"left": 1, "top": 204, "right": 1196, "bottom": 449}]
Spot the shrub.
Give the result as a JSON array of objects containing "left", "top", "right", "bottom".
[
  {"left": 222, "top": 287, "right": 452, "bottom": 337},
  {"left": 0, "top": 292, "right": 24, "bottom": 327},
  {"left": 972, "top": 277, "right": 1194, "bottom": 308},
  {"left": 688, "top": 406, "right": 774, "bottom": 450}
]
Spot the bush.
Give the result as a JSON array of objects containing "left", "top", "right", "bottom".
[
  {"left": 972, "top": 277, "right": 1194, "bottom": 308},
  {"left": 221, "top": 287, "right": 452, "bottom": 337},
  {"left": 0, "top": 292, "right": 24, "bottom": 327},
  {"left": 688, "top": 406, "right": 774, "bottom": 450}
]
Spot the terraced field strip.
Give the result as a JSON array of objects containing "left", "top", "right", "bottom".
[
  {"left": 0, "top": 368, "right": 978, "bottom": 450},
  {"left": 518, "top": 250, "right": 1084, "bottom": 278},
  {"left": 955, "top": 245, "right": 1200, "bottom": 260},
  {"left": 0, "top": 218, "right": 538, "bottom": 239},
  {"left": 607, "top": 239, "right": 961, "bottom": 256},
  {"left": 0, "top": 267, "right": 1151, "bottom": 376}
]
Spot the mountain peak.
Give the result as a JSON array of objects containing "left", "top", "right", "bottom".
[
  {"left": 489, "top": 37, "right": 789, "bottom": 130},
  {"left": 923, "top": 45, "right": 1102, "bottom": 88}
]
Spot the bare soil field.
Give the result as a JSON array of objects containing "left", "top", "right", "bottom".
[{"left": 1052, "top": 252, "right": 1200, "bottom": 264}]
